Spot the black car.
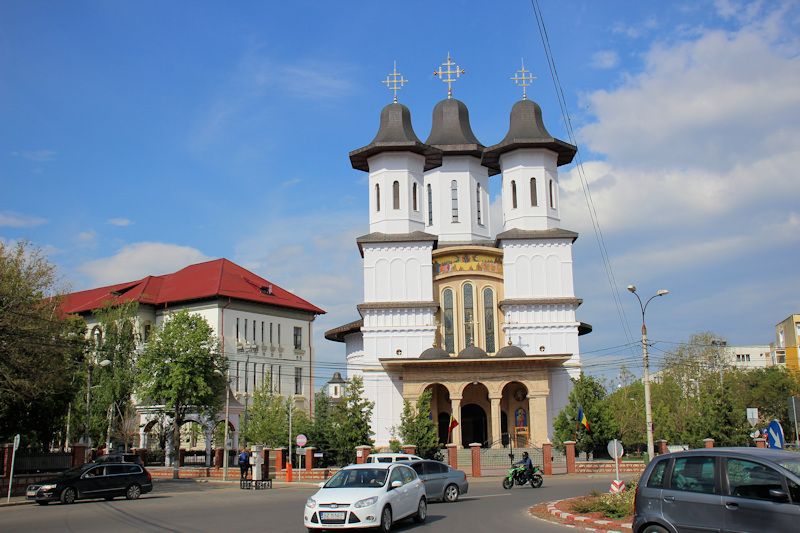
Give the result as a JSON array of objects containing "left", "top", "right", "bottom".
[
  {"left": 26, "top": 462, "right": 153, "bottom": 505},
  {"left": 93, "top": 453, "right": 144, "bottom": 465}
]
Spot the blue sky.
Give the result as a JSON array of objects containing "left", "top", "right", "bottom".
[{"left": 2, "top": 1, "right": 799, "bottom": 386}]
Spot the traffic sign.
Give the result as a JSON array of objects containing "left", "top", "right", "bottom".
[
  {"left": 314, "top": 452, "right": 323, "bottom": 458},
  {"left": 295, "top": 434, "right": 307, "bottom": 447},
  {"left": 746, "top": 408, "right": 759, "bottom": 427},
  {"left": 767, "top": 419, "right": 785, "bottom": 448},
  {"left": 607, "top": 439, "right": 624, "bottom": 459}
]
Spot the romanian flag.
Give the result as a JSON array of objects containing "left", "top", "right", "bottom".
[
  {"left": 447, "top": 414, "right": 459, "bottom": 439},
  {"left": 577, "top": 406, "right": 591, "bottom": 433}
]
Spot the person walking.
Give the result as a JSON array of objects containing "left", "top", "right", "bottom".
[{"left": 238, "top": 447, "right": 250, "bottom": 480}]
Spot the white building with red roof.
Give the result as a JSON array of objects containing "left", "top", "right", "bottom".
[{"left": 62, "top": 258, "right": 324, "bottom": 453}]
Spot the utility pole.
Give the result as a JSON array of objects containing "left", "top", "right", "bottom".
[{"left": 628, "top": 285, "right": 669, "bottom": 462}]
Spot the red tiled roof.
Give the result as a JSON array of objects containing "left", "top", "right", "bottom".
[{"left": 61, "top": 258, "right": 325, "bottom": 315}]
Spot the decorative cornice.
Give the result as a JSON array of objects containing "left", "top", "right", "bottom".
[
  {"left": 357, "top": 231, "right": 438, "bottom": 257},
  {"left": 358, "top": 301, "right": 439, "bottom": 314},
  {"left": 324, "top": 319, "right": 363, "bottom": 343},
  {"left": 495, "top": 228, "right": 578, "bottom": 244},
  {"left": 499, "top": 297, "right": 582, "bottom": 307}
]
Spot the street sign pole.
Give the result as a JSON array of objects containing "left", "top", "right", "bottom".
[
  {"left": 7, "top": 434, "right": 20, "bottom": 503},
  {"left": 792, "top": 397, "right": 800, "bottom": 447}
]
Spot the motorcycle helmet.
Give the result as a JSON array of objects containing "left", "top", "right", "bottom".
[{"left": 522, "top": 451, "right": 529, "bottom": 459}]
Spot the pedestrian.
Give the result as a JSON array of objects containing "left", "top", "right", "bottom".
[{"left": 238, "top": 447, "right": 250, "bottom": 479}]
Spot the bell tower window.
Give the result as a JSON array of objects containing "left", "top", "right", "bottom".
[
  {"left": 511, "top": 180, "right": 518, "bottom": 209},
  {"left": 443, "top": 288, "right": 455, "bottom": 353},
  {"left": 393, "top": 181, "right": 400, "bottom": 210},
  {"left": 412, "top": 183, "right": 418, "bottom": 211},
  {"left": 375, "top": 184, "right": 381, "bottom": 212},
  {"left": 451, "top": 180, "right": 459, "bottom": 222},
  {"left": 483, "top": 287, "right": 495, "bottom": 353},
  {"left": 463, "top": 283, "right": 475, "bottom": 347},
  {"left": 549, "top": 179, "right": 555, "bottom": 208},
  {"left": 427, "top": 184, "right": 433, "bottom": 225},
  {"left": 477, "top": 184, "right": 483, "bottom": 225},
  {"left": 530, "top": 178, "right": 538, "bottom": 206}
]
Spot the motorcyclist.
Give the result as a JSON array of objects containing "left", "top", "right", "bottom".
[{"left": 513, "top": 451, "right": 534, "bottom": 481}]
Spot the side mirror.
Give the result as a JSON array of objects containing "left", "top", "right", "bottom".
[
  {"left": 390, "top": 480, "right": 402, "bottom": 489},
  {"left": 769, "top": 488, "right": 789, "bottom": 502}
]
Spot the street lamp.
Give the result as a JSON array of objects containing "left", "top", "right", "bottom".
[
  {"left": 85, "top": 357, "right": 111, "bottom": 447},
  {"left": 627, "top": 285, "right": 669, "bottom": 462}
]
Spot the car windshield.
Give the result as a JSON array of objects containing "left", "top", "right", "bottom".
[
  {"left": 778, "top": 458, "right": 800, "bottom": 476},
  {"left": 324, "top": 468, "right": 387, "bottom": 488}
]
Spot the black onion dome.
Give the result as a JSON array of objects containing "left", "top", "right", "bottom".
[
  {"left": 495, "top": 343, "right": 526, "bottom": 358},
  {"left": 426, "top": 99, "right": 497, "bottom": 174},
  {"left": 420, "top": 346, "right": 449, "bottom": 360},
  {"left": 457, "top": 345, "right": 488, "bottom": 358},
  {"left": 350, "top": 103, "right": 442, "bottom": 172},
  {"left": 482, "top": 99, "right": 577, "bottom": 173}
]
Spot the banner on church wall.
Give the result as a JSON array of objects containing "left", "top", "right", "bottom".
[{"left": 433, "top": 253, "right": 503, "bottom": 276}]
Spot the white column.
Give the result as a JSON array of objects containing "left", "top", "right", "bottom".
[
  {"left": 490, "top": 396, "right": 502, "bottom": 449},
  {"left": 451, "top": 397, "right": 462, "bottom": 447}
]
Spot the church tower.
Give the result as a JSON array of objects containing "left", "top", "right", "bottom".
[{"left": 424, "top": 54, "right": 495, "bottom": 243}]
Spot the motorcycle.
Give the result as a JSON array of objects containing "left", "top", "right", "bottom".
[{"left": 502, "top": 464, "right": 543, "bottom": 489}]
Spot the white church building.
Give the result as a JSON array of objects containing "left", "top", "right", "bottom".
[{"left": 326, "top": 59, "right": 591, "bottom": 449}]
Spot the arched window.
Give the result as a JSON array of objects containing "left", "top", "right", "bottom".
[
  {"left": 530, "top": 177, "right": 538, "bottom": 206},
  {"left": 451, "top": 180, "right": 459, "bottom": 222},
  {"left": 427, "top": 184, "right": 433, "bottom": 225},
  {"left": 483, "top": 288, "right": 495, "bottom": 353},
  {"left": 393, "top": 180, "right": 400, "bottom": 210},
  {"left": 91, "top": 326, "right": 102, "bottom": 347},
  {"left": 549, "top": 179, "right": 555, "bottom": 208},
  {"left": 443, "top": 288, "right": 455, "bottom": 353},
  {"left": 511, "top": 180, "right": 518, "bottom": 209},
  {"left": 412, "top": 183, "right": 418, "bottom": 211},
  {"left": 463, "top": 283, "right": 475, "bottom": 347},
  {"left": 477, "top": 183, "right": 482, "bottom": 225},
  {"left": 375, "top": 184, "right": 381, "bottom": 212}
]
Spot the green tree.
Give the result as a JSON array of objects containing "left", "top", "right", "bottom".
[
  {"left": 606, "top": 368, "right": 645, "bottom": 450},
  {"left": 330, "top": 375, "right": 374, "bottom": 465},
  {"left": 309, "top": 392, "right": 336, "bottom": 466},
  {"left": 0, "top": 240, "right": 86, "bottom": 448},
  {"left": 136, "top": 310, "right": 227, "bottom": 478},
  {"left": 396, "top": 389, "right": 440, "bottom": 459},
  {"left": 553, "top": 373, "right": 614, "bottom": 455},
  {"left": 244, "top": 385, "right": 310, "bottom": 449}
]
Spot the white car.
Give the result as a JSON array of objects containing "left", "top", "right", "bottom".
[
  {"left": 304, "top": 463, "right": 427, "bottom": 532},
  {"left": 366, "top": 453, "right": 423, "bottom": 463}
]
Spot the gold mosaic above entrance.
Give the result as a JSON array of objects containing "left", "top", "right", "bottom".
[{"left": 433, "top": 251, "right": 503, "bottom": 278}]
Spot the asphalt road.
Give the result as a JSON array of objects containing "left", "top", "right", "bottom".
[{"left": 0, "top": 475, "right": 615, "bottom": 532}]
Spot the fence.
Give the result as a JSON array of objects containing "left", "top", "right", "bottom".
[
  {"left": 14, "top": 451, "right": 72, "bottom": 474},
  {"left": 182, "top": 450, "right": 209, "bottom": 466}
]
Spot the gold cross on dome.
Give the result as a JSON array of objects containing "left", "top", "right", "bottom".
[
  {"left": 510, "top": 58, "right": 536, "bottom": 100},
  {"left": 434, "top": 52, "right": 465, "bottom": 99},
  {"left": 382, "top": 61, "right": 408, "bottom": 103}
]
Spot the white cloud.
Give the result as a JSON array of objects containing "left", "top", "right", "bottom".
[
  {"left": 590, "top": 50, "right": 619, "bottom": 69},
  {"left": 10, "top": 149, "right": 56, "bottom": 162},
  {"left": 0, "top": 211, "right": 47, "bottom": 228},
  {"left": 281, "top": 178, "right": 302, "bottom": 187},
  {"left": 611, "top": 17, "right": 658, "bottom": 38},
  {"left": 76, "top": 231, "right": 97, "bottom": 244},
  {"left": 108, "top": 218, "right": 132, "bottom": 227},
  {"left": 78, "top": 242, "right": 211, "bottom": 286}
]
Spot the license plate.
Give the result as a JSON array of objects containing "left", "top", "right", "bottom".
[
  {"left": 321, "top": 511, "right": 345, "bottom": 520},
  {"left": 26, "top": 490, "right": 37, "bottom": 498}
]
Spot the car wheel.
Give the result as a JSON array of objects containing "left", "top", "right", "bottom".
[
  {"left": 60, "top": 487, "right": 77, "bottom": 505},
  {"left": 641, "top": 526, "right": 668, "bottom": 533},
  {"left": 125, "top": 483, "right": 142, "bottom": 500},
  {"left": 502, "top": 477, "right": 513, "bottom": 490},
  {"left": 379, "top": 505, "right": 392, "bottom": 532},
  {"left": 444, "top": 484, "right": 459, "bottom": 503},
  {"left": 413, "top": 498, "right": 427, "bottom": 523},
  {"left": 36, "top": 501, "right": 49, "bottom": 506}
]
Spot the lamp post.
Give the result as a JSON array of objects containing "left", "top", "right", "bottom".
[
  {"left": 627, "top": 285, "right": 669, "bottom": 462},
  {"left": 84, "top": 357, "right": 111, "bottom": 447}
]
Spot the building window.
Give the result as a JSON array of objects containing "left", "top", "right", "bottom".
[
  {"left": 511, "top": 180, "right": 518, "bottom": 209},
  {"left": 295, "top": 367, "right": 303, "bottom": 395},
  {"left": 261, "top": 322, "right": 264, "bottom": 343},
  {"left": 269, "top": 364, "right": 274, "bottom": 393},
  {"left": 236, "top": 318, "right": 240, "bottom": 341},
  {"left": 427, "top": 184, "right": 433, "bottom": 225},
  {"left": 253, "top": 320, "right": 256, "bottom": 343},
  {"left": 463, "top": 283, "right": 475, "bottom": 347},
  {"left": 483, "top": 287, "right": 495, "bottom": 353},
  {"left": 270, "top": 323, "right": 273, "bottom": 344},
  {"left": 375, "top": 184, "right": 381, "bottom": 212},
  {"left": 277, "top": 324, "right": 281, "bottom": 345},
  {"left": 91, "top": 326, "right": 102, "bottom": 347},
  {"left": 530, "top": 177, "right": 538, "bottom": 206},
  {"left": 244, "top": 319, "right": 248, "bottom": 342},
  {"left": 235, "top": 361, "right": 240, "bottom": 390},
  {"left": 261, "top": 363, "right": 265, "bottom": 388},
  {"left": 143, "top": 324, "right": 151, "bottom": 343},
  {"left": 412, "top": 183, "right": 418, "bottom": 211},
  {"left": 451, "top": 180, "right": 459, "bottom": 222},
  {"left": 549, "top": 179, "right": 555, "bottom": 208},
  {"left": 477, "top": 183, "right": 482, "bottom": 225},
  {"left": 393, "top": 180, "right": 400, "bottom": 209},
  {"left": 277, "top": 366, "right": 281, "bottom": 393},
  {"left": 443, "top": 288, "right": 455, "bottom": 354},
  {"left": 294, "top": 327, "right": 302, "bottom": 350}
]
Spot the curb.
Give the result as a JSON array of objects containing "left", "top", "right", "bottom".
[{"left": 533, "top": 498, "right": 632, "bottom": 533}]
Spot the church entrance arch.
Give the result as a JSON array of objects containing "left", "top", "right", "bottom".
[
  {"left": 423, "top": 383, "right": 451, "bottom": 445},
  {"left": 461, "top": 404, "right": 487, "bottom": 447},
  {"left": 502, "top": 381, "right": 530, "bottom": 447}
]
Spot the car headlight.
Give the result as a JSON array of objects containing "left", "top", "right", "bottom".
[
  {"left": 354, "top": 496, "right": 378, "bottom": 508},
  {"left": 40, "top": 484, "right": 57, "bottom": 491},
  {"left": 306, "top": 498, "right": 317, "bottom": 508}
]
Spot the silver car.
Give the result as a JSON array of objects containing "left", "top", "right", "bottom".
[
  {"left": 633, "top": 447, "right": 800, "bottom": 533},
  {"left": 401, "top": 460, "right": 468, "bottom": 503}
]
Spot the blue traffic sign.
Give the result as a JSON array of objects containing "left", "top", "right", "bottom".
[{"left": 767, "top": 419, "right": 785, "bottom": 448}]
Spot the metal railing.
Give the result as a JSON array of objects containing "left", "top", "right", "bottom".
[{"left": 14, "top": 452, "right": 72, "bottom": 474}]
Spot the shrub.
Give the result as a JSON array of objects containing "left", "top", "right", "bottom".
[{"left": 568, "top": 481, "right": 637, "bottom": 519}]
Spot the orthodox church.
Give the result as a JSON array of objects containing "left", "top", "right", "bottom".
[{"left": 325, "top": 57, "right": 590, "bottom": 449}]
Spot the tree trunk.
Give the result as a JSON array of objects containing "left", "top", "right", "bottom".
[{"left": 172, "top": 403, "right": 181, "bottom": 480}]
